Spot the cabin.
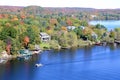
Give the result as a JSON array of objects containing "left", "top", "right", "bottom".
[{"left": 40, "top": 32, "right": 51, "bottom": 42}]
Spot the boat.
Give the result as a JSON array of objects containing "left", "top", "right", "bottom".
[
  {"left": 95, "top": 40, "right": 102, "bottom": 46},
  {"left": 17, "top": 55, "right": 31, "bottom": 61},
  {"left": 33, "top": 49, "right": 42, "bottom": 54},
  {"left": 35, "top": 63, "right": 43, "bottom": 67},
  {"left": 95, "top": 42, "right": 102, "bottom": 46},
  {"left": 17, "top": 49, "right": 33, "bottom": 57},
  {"left": 0, "top": 58, "right": 8, "bottom": 64}
]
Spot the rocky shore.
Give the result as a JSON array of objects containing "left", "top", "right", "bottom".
[{"left": 0, "top": 49, "right": 42, "bottom": 64}]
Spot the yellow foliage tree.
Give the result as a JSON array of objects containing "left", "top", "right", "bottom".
[
  {"left": 46, "top": 29, "right": 53, "bottom": 35},
  {"left": 83, "top": 27, "right": 93, "bottom": 35},
  {"left": 61, "top": 26, "right": 67, "bottom": 31}
]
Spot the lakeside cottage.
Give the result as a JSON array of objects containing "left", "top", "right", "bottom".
[{"left": 40, "top": 32, "right": 51, "bottom": 42}]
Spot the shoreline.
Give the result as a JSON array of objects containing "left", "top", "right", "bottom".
[
  {"left": 0, "top": 41, "right": 118, "bottom": 64},
  {"left": 0, "top": 41, "right": 92, "bottom": 62},
  {"left": 0, "top": 49, "right": 42, "bottom": 63}
]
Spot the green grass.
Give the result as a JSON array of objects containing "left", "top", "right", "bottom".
[
  {"left": 78, "top": 39, "right": 92, "bottom": 47},
  {"left": 40, "top": 42, "right": 51, "bottom": 50}
]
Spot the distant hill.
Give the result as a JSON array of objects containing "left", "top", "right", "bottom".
[
  {"left": 0, "top": 5, "right": 119, "bottom": 14},
  {"left": 0, "top": 6, "right": 120, "bottom": 20},
  {"left": 0, "top": 6, "right": 23, "bottom": 14}
]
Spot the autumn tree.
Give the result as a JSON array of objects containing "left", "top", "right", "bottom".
[
  {"left": 24, "top": 36, "right": 29, "bottom": 49},
  {"left": 66, "top": 18, "right": 72, "bottom": 26},
  {"left": 49, "top": 18, "right": 58, "bottom": 26},
  {"left": 61, "top": 26, "right": 67, "bottom": 31}
]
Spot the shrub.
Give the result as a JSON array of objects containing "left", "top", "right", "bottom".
[{"left": 49, "top": 40, "right": 61, "bottom": 50}]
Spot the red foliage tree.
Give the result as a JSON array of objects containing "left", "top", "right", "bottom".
[
  {"left": 66, "top": 18, "right": 72, "bottom": 26},
  {"left": 5, "top": 39, "right": 11, "bottom": 55},
  {"left": 5, "top": 44, "right": 11, "bottom": 55}
]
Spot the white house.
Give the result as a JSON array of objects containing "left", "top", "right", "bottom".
[
  {"left": 91, "top": 15, "right": 97, "bottom": 18},
  {"left": 40, "top": 32, "right": 51, "bottom": 42},
  {"left": 67, "top": 26, "right": 76, "bottom": 30},
  {"left": 92, "top": 32, "right": 98, "bottom": 40},
  {"left": 78, "top": 26, "right": 85, "bottom": 30}
]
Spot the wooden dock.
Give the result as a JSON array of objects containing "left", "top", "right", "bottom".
[{"left": 114, "top": 40, "right": 120, "bottom": 44}]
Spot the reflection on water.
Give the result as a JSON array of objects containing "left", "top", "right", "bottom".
[
  {"left": 0, "top": 45, "right": 120, "bottom": 80},
  {"left": 17, "top": 56, "right": 31, "bottom": 61},
  {"left": 0, "top": 54, "right": 40, "bottom": 80},
  {"left": 84, "top": 46, "right": 92, "bottom": 58}
]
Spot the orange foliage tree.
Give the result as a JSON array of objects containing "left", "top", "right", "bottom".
[
  {"left": 5, "top": 44, "right": 11, "bottom": 55},
  {"left": 20, "top": 14, "right": 26, "bottom": 19},
  {"left": 23, "top": 36, "right": 30, "bottom": 49},
  {"left": 49, "top": 18, "right": 58, "bottom": 26}
]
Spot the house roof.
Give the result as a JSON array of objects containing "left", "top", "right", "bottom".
[
  {"left": 67, "top": 26, "right": 76, "bottom": 30},
  {"left": 40, "top": 32, "right": 50, "bottom": 37},
  {"left": 79, "top": 26, "right": 85, "bottom": 30}
]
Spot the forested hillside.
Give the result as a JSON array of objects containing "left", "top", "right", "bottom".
[{"left": 0, "top": 6, "right": 120, "bottom": 55}]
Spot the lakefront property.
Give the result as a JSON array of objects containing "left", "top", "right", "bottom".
[{"left": 0, "top": 4, "right": 120, "bottom": 80}]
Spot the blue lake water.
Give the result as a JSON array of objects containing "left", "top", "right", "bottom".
[
  {"left": 89, "top": 20, "right": 120, "bottom": 31},
  {"left": 0, "top": 45, "right": 120, "bottom": 80}
]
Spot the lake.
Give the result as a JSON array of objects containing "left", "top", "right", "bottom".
[
  {"left": 89, "top": 20, "right": 120, "bottom": 31},
  {"left": 0, "top": 45, "right": 120, "bottom": 80}
]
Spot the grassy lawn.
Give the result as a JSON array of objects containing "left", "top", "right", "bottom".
[
  {"left": 40, "top": 42, "right": 51, "bottom": 50},
  {"left": 78, "top": 39, "right": 92, "bottom": 47}
]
